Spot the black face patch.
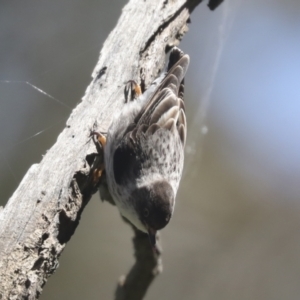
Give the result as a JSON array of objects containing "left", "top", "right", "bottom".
[
  {"left": 114, "top": 144, "right": 135, "bottom": 185},
  {"left": 113, "top": 138, "right": 143, "bottom": 186}
]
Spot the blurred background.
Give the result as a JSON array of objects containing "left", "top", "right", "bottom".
[{"left": 1, "top": 0, "right": 300, "bottom": 299}]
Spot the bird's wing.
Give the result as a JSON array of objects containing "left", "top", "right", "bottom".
[{"left": 132, "top": 50, "right": 189, "bottom": 147}]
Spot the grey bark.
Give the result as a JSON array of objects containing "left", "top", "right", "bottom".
[{"left": 0, "top": 0, "right": 222, "bottom": 299}]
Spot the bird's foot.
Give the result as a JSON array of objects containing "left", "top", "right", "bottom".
[
  {"left": 124, "top": 80, "right": 142, "bottom": 103},
  {"left": 90, "top": 131, "right": 106, "bottom": 149},
  {"left": 90, "top": 131, "right": 107, "bottom": 184}
]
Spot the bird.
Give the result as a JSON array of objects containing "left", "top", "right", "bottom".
[{"left": 94, "top": 47, "right": 189, "bottom": 248}]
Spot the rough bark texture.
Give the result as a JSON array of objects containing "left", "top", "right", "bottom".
[{"left": 0, "top": 0, "right": 222, "bottom": 299}]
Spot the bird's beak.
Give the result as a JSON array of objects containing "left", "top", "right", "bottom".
[{"left": 147, "top": 227, "right": 157, "bottom": 247}]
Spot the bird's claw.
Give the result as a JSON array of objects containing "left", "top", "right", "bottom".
[
  {"left": 90, "top": 131, "right": 107, "bottom": 184},
  {"left": 90, "top": 131, "right": 107, "bottom": 149},
  {"left": 124, "top": 80, "right": 142, "bottom": 103}
]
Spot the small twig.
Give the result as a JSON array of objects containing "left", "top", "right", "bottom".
[{"left": 115, "top": 224, "right": 162, "bottom": 300}]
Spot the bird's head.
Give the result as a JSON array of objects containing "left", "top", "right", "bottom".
[{"left": 131, "top": 180, "right": 175, "bottom": 247}]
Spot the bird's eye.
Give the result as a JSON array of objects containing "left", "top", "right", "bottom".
[{"left": 144, "top": 208, "right": 149, "bottom": 218}]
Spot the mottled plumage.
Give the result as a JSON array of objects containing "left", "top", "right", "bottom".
[{"left": 104, "top": 48, "right": 190, "bottom": 245}]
